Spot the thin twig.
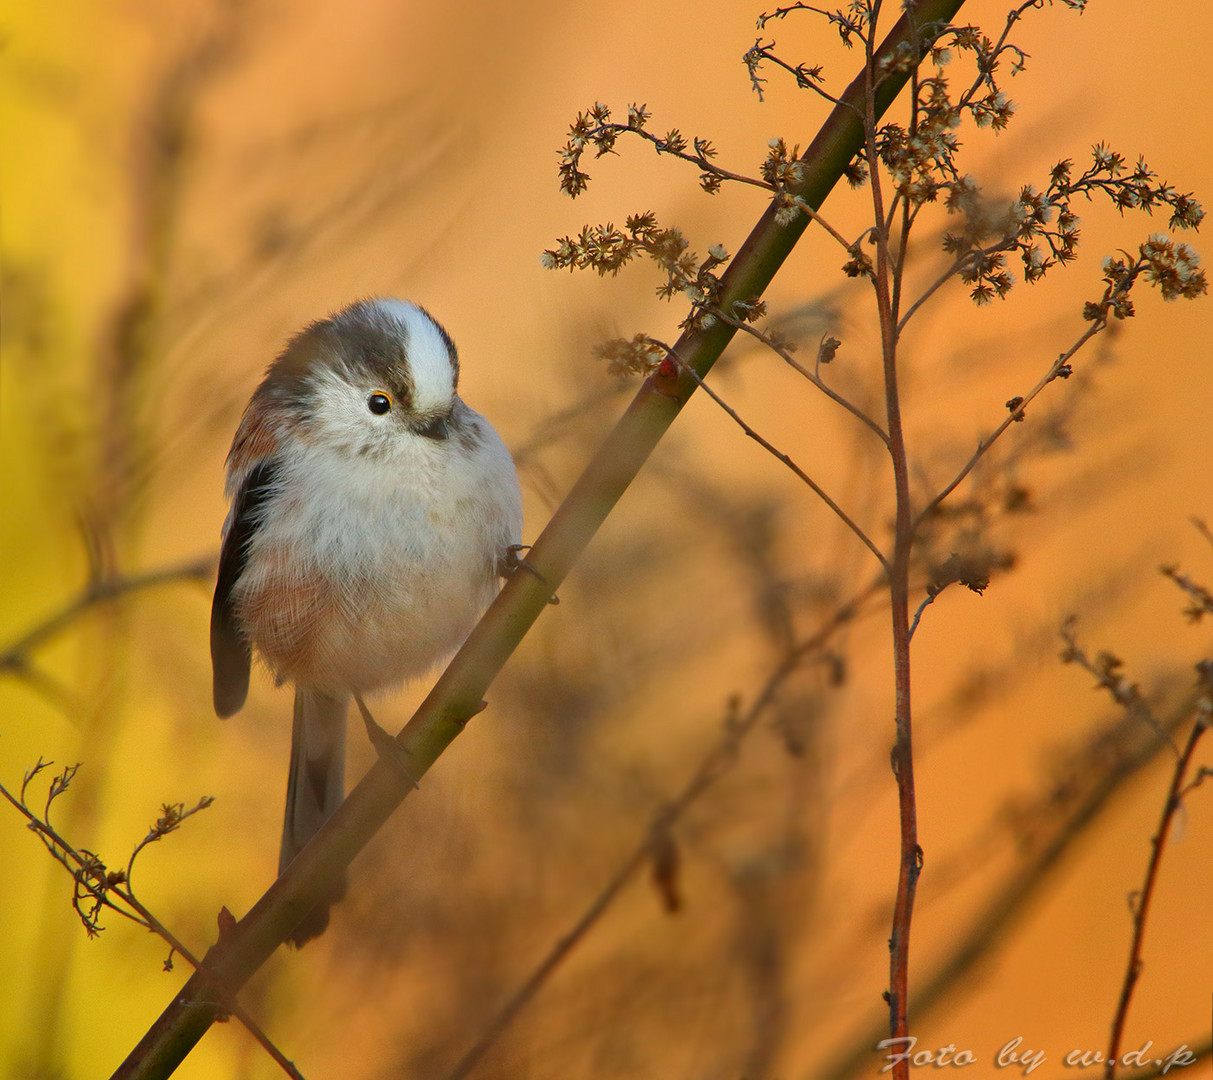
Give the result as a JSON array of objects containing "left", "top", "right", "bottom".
[
  {"left": 758, "top": 4, "right": 871, "bottom": 52},
  {"left": 790, "top": 193, "right": 858, "bottom": 249},
  {"left": 594, "top": 121, "right": 779, "bottom": 193},
  {"left": 0, "top": 774, "right": 306, "bottom": 1080},
  {"left": 951, "top": 1, "right": 1040, "bottom": 115},
  {"left": 0, "top": 559, "right": 214, "bottom": 716},
  {"left": 746, "top": 39, "right": 848, "bottom": 109},
  {"left": 122, "top": 890, "right": 308, "bottom": 1080},
  {"left": 1160, "top": 563, "right": 1213, "bottom": 622},
  {"left": 913, "top": 319, "right": 1104, "bottom": 530},
  {"left": 125, "top": 800, "right": 217, "bottom": 890},
  {"left": 1105, "top": 710, "right": 1210, "bottom": 1079},
  {"left": 707, "top": 307, "right": 891, "bottom": 448},
  {"left": 896, "top": 238, "right": 1016, "bottom": 334},
  {"left": 907, "top": 585, "right": 945, "bottom": 642},
  {"left": 668, "top": 347, "right": 890, "bottom": 573}
]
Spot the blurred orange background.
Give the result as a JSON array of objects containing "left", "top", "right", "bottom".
[{"left": 2, "top": 1, "right": 1211, "bottom": 1078}]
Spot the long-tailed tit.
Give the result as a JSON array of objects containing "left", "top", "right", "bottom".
[{"left": 210, "top": 298, "right": 523, "bottom": 945}]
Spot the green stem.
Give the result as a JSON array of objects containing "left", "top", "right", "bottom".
[{"left": 109, "top": 4, "right": 966, "bottom": 1076}]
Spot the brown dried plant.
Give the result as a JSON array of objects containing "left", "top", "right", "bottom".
[{"left": 540, "top": 2, "right": 1206, "bottom": 1077}]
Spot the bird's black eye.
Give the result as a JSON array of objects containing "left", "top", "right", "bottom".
[{"left": 367, "top": 392, "right": 392, "bottom": 415}]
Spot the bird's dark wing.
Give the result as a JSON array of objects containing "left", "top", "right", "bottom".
[{"left": 210, "top": 461, "right": 279, "bottom": 718}]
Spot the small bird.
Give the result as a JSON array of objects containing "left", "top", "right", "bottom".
[{"left": 210, "top": 298, "right": 523, "bottom": 945}]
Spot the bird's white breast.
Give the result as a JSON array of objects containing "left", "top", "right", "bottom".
[{"left": 235, "top": 406, "right": 521, "bottom": 695}]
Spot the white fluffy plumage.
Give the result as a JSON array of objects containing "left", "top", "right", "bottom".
[{"left": 209, "top": 298, "right": 522, "bottom": 944}]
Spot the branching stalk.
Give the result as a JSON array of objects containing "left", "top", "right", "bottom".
[{"left": 860, "top": 4, "right": 922, "bottom": 1067}]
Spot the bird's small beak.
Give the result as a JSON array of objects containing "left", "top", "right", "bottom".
[{"left": 417, "top": 414, "right": 450, "bottom": 441}]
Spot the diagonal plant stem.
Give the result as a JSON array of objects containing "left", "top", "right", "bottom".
[{"left": 108, "top": 4, "right": 965, "bottom": 1076}]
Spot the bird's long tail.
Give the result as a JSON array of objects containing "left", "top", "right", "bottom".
[{"left": 280, "top": 687, "right": 348, "bottom": 946}]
